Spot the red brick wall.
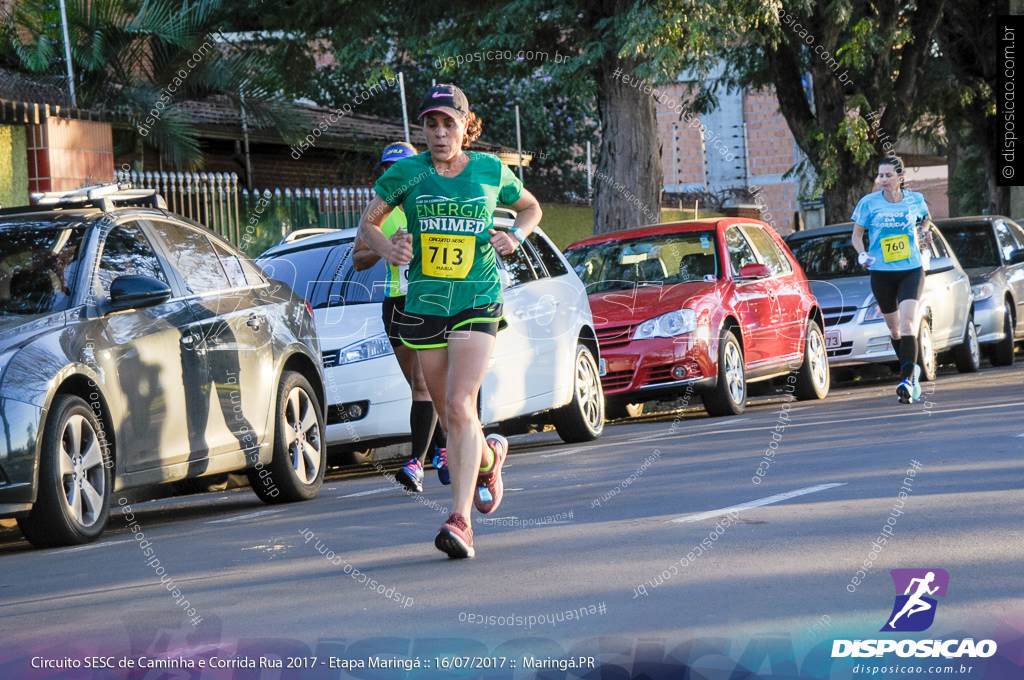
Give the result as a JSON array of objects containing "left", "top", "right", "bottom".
[
  {"left": 27, "top": 118, "right": 114, "bottom": 193},
  {"left": 655, "top": 84, "right": 705, "bottom": 189}
]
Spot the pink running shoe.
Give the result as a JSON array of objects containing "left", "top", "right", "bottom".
[
  {"left": 435, "top": 512, "right": 474, "bottom": 559},
  {"left": 474, "top": 434, "right": 508, "bottom": 515}
]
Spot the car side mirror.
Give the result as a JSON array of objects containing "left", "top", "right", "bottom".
[
  {"left": 925, "top": 256, "right": 954, "bottom": 275},
  {"left": 738, "top": 263, "right": 772, "bottom": 279},
  {"left": 1010, "top": 248, "right": 1024, "bottom": 265},
  {"left": 109, "top": 275, "right": 173, "bottom": 312}
]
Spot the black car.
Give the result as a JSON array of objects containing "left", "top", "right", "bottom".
[{"left": 0, "top": 185, "right": 326, "bottom": 547}]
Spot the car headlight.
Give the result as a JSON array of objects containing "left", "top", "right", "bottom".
[
  {"left": 971, "top": 282, "right": 995, "bottom": 302},
  {"left": 334, "top": 333, "right": 394, "bottom": 366},
  {"left": 633, "top": 309, "right": 698, "bottom": 339},
  {"left": 862, "top": 296, "right": 885, "bottom": 323}
]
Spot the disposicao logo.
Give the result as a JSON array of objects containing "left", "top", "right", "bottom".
[
  {"left": 881, "top": 568, "right": 948, "bottom": 632},
  {"left": 832, "top": 568, "right": 998, "bottom": 659}
]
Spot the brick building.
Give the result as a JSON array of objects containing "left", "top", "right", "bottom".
[{"left": 654, "top": 82, "right": 948, "bottom": 235}]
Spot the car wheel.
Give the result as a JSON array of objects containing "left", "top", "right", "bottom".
[
  {"left": 917, "top": 321, "right": 937, "bottom": 382},
  {"left": 794, "top": 320, "right": 830, "bottom": 400},
  {"left": 953, "top": 316, "right": 981, "bottom": 373},
  {"left": 249, "top": 371, "right": 325, "bottom": 503},
  {"left": 704, "top": 329, "right": 746, "bottom": 417},
  {"left": 18, "top": 395, "right": 111, "bottom": 547},
  {"left": 552, "top": 344, "right": 605, "bottom": 442},
  {"left": 990, "top": 307, "right": 1016, "bottom": 366}
]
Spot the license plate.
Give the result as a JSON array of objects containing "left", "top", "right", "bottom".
[{"left": 825, "top": 330, "right": 841, "bottom": 349}]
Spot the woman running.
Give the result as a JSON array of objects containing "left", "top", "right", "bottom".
[
  {"left": 852, "top": 156, "right": 934, "bottom": 403},
  {"left": 357, "top": 84, "right": 542, "bottom": 558}
]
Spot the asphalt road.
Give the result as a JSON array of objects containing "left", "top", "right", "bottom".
[{"left": 1, "top": 361, "right": 1022, "bottom": 679}]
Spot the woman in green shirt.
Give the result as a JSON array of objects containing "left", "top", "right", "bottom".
[
  {"left": 357, "top": 84, "right": 542, "bottom": 559},
  {"left": 353, "top": 142, "right": 447, "bottom": 494}
]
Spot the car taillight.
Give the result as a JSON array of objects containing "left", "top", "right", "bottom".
[{"left": 304, "top": 299, "right": 314, "bottom": 318}]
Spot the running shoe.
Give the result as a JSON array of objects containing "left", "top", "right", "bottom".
[
  {"left": 395, "top": 458, "right": 423, "bottom": 493},
  {"left": 911, "top": 364, "right": 922, "bottom": 402},
  {"left": 435, "top": 512, "right": 474, "bottom": 559},
  {"left": 896, "top": 378, "right": 913, "bottom": 404},
  {"left": 432, "top": 447, "right": 450, "bottom": 485},
  {"left": 474, "top": 434, "right": 508, "bottom": 515}
]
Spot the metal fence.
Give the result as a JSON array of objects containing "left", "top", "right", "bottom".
[{"left": 126, "top": 171, "right": 374, "bottom": 255}]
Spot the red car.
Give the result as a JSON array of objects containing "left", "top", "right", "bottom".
[{"left": 564, "top": 218, "right": 830, "bottom": 418}]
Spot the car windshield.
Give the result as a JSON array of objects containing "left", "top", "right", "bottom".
[
  {"left": 787, "top": 231, "right": 867, "bottom": 279},
  {"left": 0, "top": 221, "right": 87, "bottom": 315},
  {"left": 257, "top": 238, "right": 387, "bottom": 308},
  {"left": 565, "top": 230, "right": 719, "bottom": 292},
  {"left": 940, "top": 223, "right": 1000, "bottom": 268}
]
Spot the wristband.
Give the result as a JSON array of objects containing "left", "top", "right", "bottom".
[{"left": 511, "top": 227, "right": 526, "bottom": 243}]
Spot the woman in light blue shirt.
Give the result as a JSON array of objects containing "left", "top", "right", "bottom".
[{"left": 851, "top": 156, "right": 935, "bottom": 404}]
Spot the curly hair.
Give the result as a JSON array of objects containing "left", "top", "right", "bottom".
[{"left": 462, "top": 112, "right": 482, "bottom": 148}]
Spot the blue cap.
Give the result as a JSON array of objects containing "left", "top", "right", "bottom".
[{"left": 380, "top": 142, "right": 417, "bottom": 165}]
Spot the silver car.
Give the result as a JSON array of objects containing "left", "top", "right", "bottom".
[
  {"left": 936, "top": 216, "right": 1024, "bottom": 366},
  {"left": 784, "top": 223, "right": 980, "bottom": 380}
]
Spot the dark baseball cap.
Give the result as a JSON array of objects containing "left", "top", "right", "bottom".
[{"left": 417, "top": 84, "right": 470, "bottom": 120}]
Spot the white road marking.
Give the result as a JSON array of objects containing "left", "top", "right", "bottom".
[
  {"left": 339, "top": 486, "right": 396, "bottom": 498},
  {"left": 205, "top": 508, "right": 288, "bottom": 524},
  {"left": 62, "top": 539, "right": 134, "bottom": 553},
  {"left": 670, "top": 482, "right": 847, "bottom": 523},
  {"left": 541, "top": 448, "right": 583, "bottom": 458}
]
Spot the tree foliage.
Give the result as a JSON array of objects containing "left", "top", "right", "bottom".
[{"left": 2, "top": 0, "right": 298, "bottom": 169}]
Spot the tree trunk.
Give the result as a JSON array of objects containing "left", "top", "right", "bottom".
[
  {"left": 593, "top": 58, "right": 663, "bottom": 235},
  {"left": 825, "top": 168, "right": 874, "bottom": 225}
]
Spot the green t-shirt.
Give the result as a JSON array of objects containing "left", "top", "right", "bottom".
[
  {"left": 374, "top": 152, "right": 523, "bottom": 316},
  {"left": 379, "top": 208, "right": 408, "bottom": 298}
]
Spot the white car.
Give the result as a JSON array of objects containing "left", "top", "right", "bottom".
[{"left": 256, "top": 215, "right": 604, "bottom": 458}]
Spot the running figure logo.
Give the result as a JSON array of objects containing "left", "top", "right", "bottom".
[{"left": 881, "top": 568, "right": 949, "bottom": 632}]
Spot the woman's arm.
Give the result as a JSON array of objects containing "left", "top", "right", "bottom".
[
  {"left": 489, "top": 188, "right": 543, "bottom": 252},
  {"left": 357, "top": 196, "right": 411, "bottom": 265}
]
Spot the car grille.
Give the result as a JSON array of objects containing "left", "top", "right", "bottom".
[
  {"left": 596, "top": 324, "right": 636, "bottom": 350},
  {"left": 822, "top": 306, "right": 858, "bottom": 327},
  {"left": 827, "top": 342, "right": 854, "bottom": 357},
  {"left": 646, "top": 365, "right": 677, "bottom": 385},
  {"left": 601, "top": 369, "right": 634, "bottom": 391}
]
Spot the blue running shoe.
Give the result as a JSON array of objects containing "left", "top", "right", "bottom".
[
  {"left": 432, "top": 447, "right": 450, "bottom": 485},
  {"left": 896, "top": 378, "right": 913, "bottom": 404},
  {"left": 395, "top": 458, "right": 423, "bottom": 493},
  {"left": 911, "top": 364, "right": 922, "bottom": 401}
]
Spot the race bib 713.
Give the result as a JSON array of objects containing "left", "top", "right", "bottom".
[{"left": 421, "top": 233, "right": 475, "bottom": 279}]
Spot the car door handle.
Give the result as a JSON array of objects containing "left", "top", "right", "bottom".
[{"left": 247, "top": 314, "right": 263, "bottom": 331}]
